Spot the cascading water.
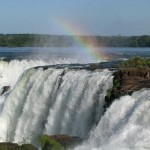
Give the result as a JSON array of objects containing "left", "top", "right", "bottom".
[
  {"left": 0, "top": 59, "right": 149, "bottom": 150},
  {"left": 0, "top": 60, "right": 49, "bottom": 89},
  {"left": 0, "top": 59, "right": 49, "bottom": 113},
  {"left": 1, "top": 59, "right": 149, "bottom": 150},
  {"left": 74, "top": 89, "right": 150, "bottom": 150},
  {"left": 0, "top": 59, "right": 91, "bottom": 113},
  {"left": 0, "top": 58, "right": 87, "bottom": 91},
  {"left": 0, "top": 65, "right": 113, "bottom": 145}
]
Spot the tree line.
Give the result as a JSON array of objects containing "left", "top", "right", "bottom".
[{"left": 0, "top": 34, "right": 150, "bottom": 47}]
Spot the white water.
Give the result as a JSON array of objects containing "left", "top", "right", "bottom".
[
  {"left": 0, "top": 58, "right": 87, "bottom": 90},
  {"left": 0, "top": 60, "right": 49, "bottom": 89},
  {"left": 0, "top": 59, "right": 149, "bottom": 149},
  {"left": 0, "top": 60, "right": 49, "bottom": 112},
  {"left": 0, "top": 59, "right": 92, "bottom": 112},
  {"left": 74, "top": 89, "right": 150, "bottom": 150},
  {"left": 0, "top": 67, "right": 113, "bottom": 144}
]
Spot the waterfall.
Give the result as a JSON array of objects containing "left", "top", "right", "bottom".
[
  {"left": 0, "top": 66, "right": 113, "bottom": 144},
  {"left": 75, "top": 89, "right": 150, "bottom": 150}
]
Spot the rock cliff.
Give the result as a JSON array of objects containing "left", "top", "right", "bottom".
[{"left": 104, "top": 68, "right": 150, "bottom": 110}]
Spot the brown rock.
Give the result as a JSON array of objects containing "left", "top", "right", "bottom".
[
  {"left": 104, "top": 68, "right": 150, "bottom": 111},
  {"left": 120, "top": 69, "right": 150, "bottom": 94}
]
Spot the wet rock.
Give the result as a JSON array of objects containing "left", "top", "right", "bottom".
[
  {"left": 119, "top": 69, "right": 150, "bottom": 94},
  {"left": 0, "top": 143, "right": 37, "bottom": 150},
  {"left": 0, "top": 86, "right": 11, "bottom": 95},
  {"left": 40, "top": 134, "right": 83, "bottom": 150},
  {"left": 104, "top": 68, "right": 150, "bottom": 111}
]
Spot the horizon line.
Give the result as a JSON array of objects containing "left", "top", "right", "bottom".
[{"left": 0, "top": 33, "right": 150, "bottom": 37}]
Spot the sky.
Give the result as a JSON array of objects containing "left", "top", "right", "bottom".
[{"left": 0, "top": 0, "right": 150, "bottom": 36}]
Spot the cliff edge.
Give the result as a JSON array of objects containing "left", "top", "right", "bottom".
[{"left": 104, "top": 57, "right": 150, "bottom": 110}]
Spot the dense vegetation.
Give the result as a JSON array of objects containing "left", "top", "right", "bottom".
[
  {"left": 119, "top": 57, "right": 150, "bottom": 70},
  {"left": 0, "top": 34, "right": 150, "bottom": 47}
]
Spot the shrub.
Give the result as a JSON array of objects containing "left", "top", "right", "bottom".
[
  {"left": 40, "top": 134, "right": 64, "bottom": 150},
  {"left": 119, "top": 57, "right": 150, "bottom": 70},
  {"left": 114, "top": 79, "right": 120, "bottom": 89},
  {"left": 106, "top": 88, "right": 112, "bottom": 98}
]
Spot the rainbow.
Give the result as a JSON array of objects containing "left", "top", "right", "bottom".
[{"left": 51, "top": 19, "right": 109, "bottom": 62}]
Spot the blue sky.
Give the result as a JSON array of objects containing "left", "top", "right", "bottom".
[{"left": 0, "top": 0, "right": 150, "bottom": 35}]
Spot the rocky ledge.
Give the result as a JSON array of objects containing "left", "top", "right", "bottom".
[
  {"left": 40, "top": 134, "right": 83, "bottom": 150},
  {"left": 0, "top": 135, "right": 82, "bottom": 150},
  {"left": 0, "top": 143, "right": 36, "bottom": 150},
  {"left": 104, "top": 58, "right": 150, "bottom": 110},
  {"left": 117, "top": 69, "right": 150, "bottom": 93}
]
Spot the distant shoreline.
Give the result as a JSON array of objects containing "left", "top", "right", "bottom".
[{"left": 0, "top": 34, "right": 150, "bottom": 47}]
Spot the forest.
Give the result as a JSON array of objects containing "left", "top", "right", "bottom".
[{"left": 0, "top": 34, "right": 150, "bottom": 47}]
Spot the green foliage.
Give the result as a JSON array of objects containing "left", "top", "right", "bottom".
[
  {"left": 40, "top": 134, "right": 64, "bottom": 150},
  {"left": 106, "top": 79, "right": 120, "bottom": 100},
  {"left": 0, "top": 34, "right": 75, "bottom": 47},
  {"left": 119, "top": 57, "right": 150, "bottom": 70},
  {"left": 114, "top": 79, "right": 120, "bottom": 89},
  {"left": 106, "top": 88, "right": 112, "bottom": 98},
  {"left": 0, "top": 34, "right": 150, "bottom": 47}
]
